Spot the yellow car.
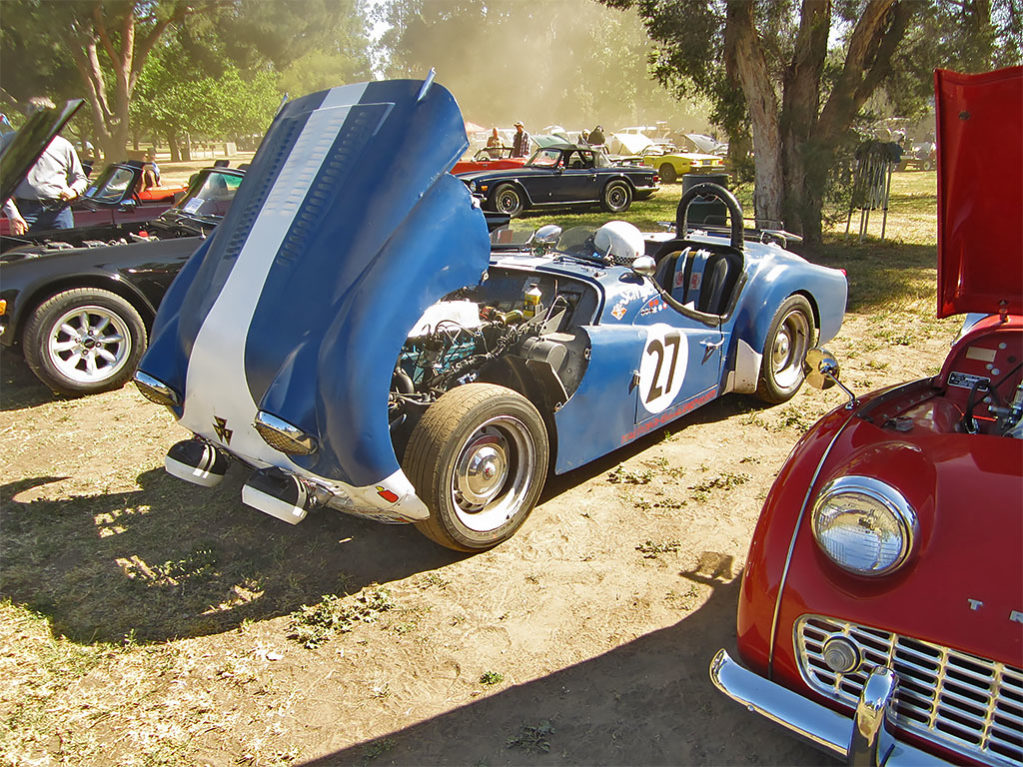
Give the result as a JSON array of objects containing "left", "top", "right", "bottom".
[{"left": 642, "top": 150, "right": 724, "bottom": 183}]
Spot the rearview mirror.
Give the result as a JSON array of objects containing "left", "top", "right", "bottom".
[
  {"left": 631, "top": 255, "right": 656, "bottom": 278},
  {"left": 805, "top": 348, "right": 838, "bottom": 390}
]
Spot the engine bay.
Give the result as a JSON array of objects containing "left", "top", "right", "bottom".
[
  {"left": 879, "top": 323, "right": 1022, "bottom": 439},
  {"left": 388, "top": 267, "right": 597, "bottom": 450}
]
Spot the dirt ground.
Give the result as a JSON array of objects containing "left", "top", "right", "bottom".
[{"left": 0, "top": 176, "right": 955, "bottom": 766}]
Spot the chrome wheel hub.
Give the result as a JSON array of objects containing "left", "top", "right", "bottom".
[
  {"left": 47, "top": 306, "right": 130, "bottom": 384},
  {"left": 772, "top": 310, "right": 810, "bottom": 389},
  {"left": 450, "top": 415, "right": 536, "bottom": 532}
]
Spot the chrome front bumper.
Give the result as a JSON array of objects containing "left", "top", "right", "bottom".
[{"left": 709, "top": 649, "right": 946, "bottom": 766}]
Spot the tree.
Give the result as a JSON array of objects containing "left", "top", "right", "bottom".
[
  {"left": 2, "top": 0, "right": 372, "bottom": 160},
  {"left": 603, "top": 0, "right": 1021, "bottom": 250}
]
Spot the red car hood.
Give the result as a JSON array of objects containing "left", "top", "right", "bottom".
[
  {"left": 784, "top": 408, "right": 1023, "bottom": 665},
  {"left": 935, "top": 66, "right": 1023, "bottom": 318}
]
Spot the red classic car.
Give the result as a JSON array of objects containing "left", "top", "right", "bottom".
[
  {"left": 0, "top": 160, "right": 187, "bottom": 237},
  {"left": 711, "top": 66, "right": 1023, "bottom": 765},
  {"left": 450, "top": 146, "right": 528, "bottom": 175}
]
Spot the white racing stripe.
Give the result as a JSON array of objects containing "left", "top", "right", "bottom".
[{"left": 179, "top": 83, "right": 369, "bottom": 470}]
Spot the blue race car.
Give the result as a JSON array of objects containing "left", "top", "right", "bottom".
[{"left": 134, "top": 77, "right": 847, "bottom": 552}]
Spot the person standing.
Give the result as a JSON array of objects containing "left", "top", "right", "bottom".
[
  {"left": 511, "top": 121, "right": 530, "bottom": 158},
  {"left": 1, "top": 97, "right": 89, "bottom": 234}
]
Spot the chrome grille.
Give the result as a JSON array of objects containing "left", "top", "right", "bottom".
[{"left": 796, "top": 615, "right": 1023, "bottom": 767}]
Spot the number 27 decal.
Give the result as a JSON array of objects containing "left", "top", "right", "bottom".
[{"left": 639, "top": 324, "right": 688, "bottom": 413}]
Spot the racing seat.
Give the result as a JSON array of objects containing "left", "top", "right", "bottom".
[
  {"left": 696, "top": 250, "right": 742, "bottom": 314},
  {"left": 652, "top": 240, "right": 741, "bottom": 315}
]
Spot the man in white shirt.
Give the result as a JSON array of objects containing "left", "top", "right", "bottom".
[{"left": 1, "top": 97, "right": 89, "bottom": 234}]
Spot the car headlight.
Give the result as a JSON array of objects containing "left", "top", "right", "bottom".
[{"left": 811, "top": 476, "right": 918, "bottom": 576}]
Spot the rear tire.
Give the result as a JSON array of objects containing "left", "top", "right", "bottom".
[
  {"left": 755, "top": 295, "right": 815, "bottom": 404},
  {"left": 658, "top": 163, "right": 677, "bottom": 184},
  {"left": 491, "top": 183, "right": 524, "bottom": 217},
  {"left": 601, "top": 180, "right": 632, "bottom": 213},
  {"left": 404, "top": 384, "right": 549, "bottom": 552},
  {"left": 23, "top": 287, "right": 147, "bottom": 396}
]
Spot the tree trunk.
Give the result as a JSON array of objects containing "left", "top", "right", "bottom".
[
  {"left": 62, "top": 3, "right": 186, "bottom": 167},
  {"left": 779, "top": 0, "right": 831, "bottom": 249},
  {"left": 725, "top": 0, "right": 783, "bottom": 228},
  {"left": 167, "top": 130, "right": 181, "bottom": 162}
]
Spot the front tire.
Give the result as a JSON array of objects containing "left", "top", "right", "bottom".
[
  {"left": 23, "top": 288, "right": 147, "bottom": 396},
  {"left": 601, "top": 179, "right": 633, "bottom": 213},
  {"left": 491, "top": 183, "right": 524, "bottom": 217},
  {"left": 404, "top": 383, "right": 549, "bottom": 552},
  {"left": 658, "top": 163, "right": 677, "bottom": 184},
  {"left": 755, "top": 294, "right": 815, "bottom": 404}
]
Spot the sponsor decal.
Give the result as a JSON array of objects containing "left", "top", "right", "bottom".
[
  {"left": 637, "top": 324, "right": 688, "bottom": 413},
  {"left": 621, "top": 387, "right": 716, "bottom": 444},
  {"left": 639, "top": 296, "right": 665, "bottom": 317},
  {"left": 673, "top": 268, "right": 686, "bottom": 289},
  {"left": 611, "top": 300, "right": 628, "bottom": 320},
  {"left": 376, "top": 486, "right": 399, "bottom": 503},
  {"left": 689, "top": 270, "right": 703, "bottom": 292},
  {"left": 212, "top": 416, "right": 233, "bottom": 445}
]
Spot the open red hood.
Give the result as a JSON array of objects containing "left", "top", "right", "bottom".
[{"left": 935, "top": 66, "right": 1023, "bottom": 318}]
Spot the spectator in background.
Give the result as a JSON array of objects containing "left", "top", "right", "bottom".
[
  {"left": 1, "top": 97, "right": 88, "bottom": 234},
  {"left": 511, "top": 121, "right": 530, "bottom": 158},
  {"left": 587, "top": 125, "right": 605, "bottom": 146},
  {"left": 485, "top": 127, "right": 502, "bottom": 158},
  {"left": 142, "top": 147, "right": 161, "bottom": 189}
]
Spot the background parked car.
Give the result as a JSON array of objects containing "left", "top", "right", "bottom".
[
  {"left": 1, "top": 160, "right": 189, "bottom": 246},
  {"left": 458, "top": 143, "right": 658, "bottom": 217},
  {"left": 641, "top": 147, "right": 725, "bottom": 183},
  {"left": 0, "top": 166, "right": 244, "bottom": 395}
]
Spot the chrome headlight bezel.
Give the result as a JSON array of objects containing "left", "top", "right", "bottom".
[{"left": 811, "top": 475, "right": 918, "bottom": 577}]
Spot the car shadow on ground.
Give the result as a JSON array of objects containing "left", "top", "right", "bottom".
[
  {"left": 0, "top": 390, "right": 760, "bottom": 647},
  {"left": 297, "top": 574, "right": 826, "bottom": 767}
]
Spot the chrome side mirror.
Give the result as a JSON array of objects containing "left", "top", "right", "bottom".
[
  {"left": 805, "top": 348, "right": 839, "bottom": 390},
  {"left": 631, "top": 255, "right": 656, "bottom": 278},
  {"left": 530, "top": 224, "right": 562, "bottom": 252},
  {"left": 805, "top": 347, "right": 857, "bottom": 408}
]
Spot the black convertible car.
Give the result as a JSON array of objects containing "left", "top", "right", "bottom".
[
  {"left": 0, "top": 165, "right": 244, "bottom": 395},
  {"left": 457, "top": 144, "right": 658, "bottom": 217}
]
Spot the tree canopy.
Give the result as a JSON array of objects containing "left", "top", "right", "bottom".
[
  {"left": 1, "top": 0, "right": 372, "bottom": 159},
  {"left": 602, "top": 0, "right": 1022, "bottom": 248}
]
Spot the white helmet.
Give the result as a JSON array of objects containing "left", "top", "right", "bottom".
[{"left": 594, "top": 220, "right": 644, "bottom": 264}]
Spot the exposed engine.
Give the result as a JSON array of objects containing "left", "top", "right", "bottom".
[{"left": 388, "top": 270, "right": 595, "bottom": 448}]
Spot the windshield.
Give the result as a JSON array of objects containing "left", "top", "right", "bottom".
[
  {"left": 83, "top": 164, "right": 137, "bottom": 204},
  {"left": 170, "top": 169, "right": 243, "bottom": 222},
  {"left": 528, "top": 148, "right": 562, "bottom": 168}
]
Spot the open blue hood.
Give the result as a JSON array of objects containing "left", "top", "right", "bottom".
[{"left": 139, "top": 78, "right": 491, "bottom": 489}]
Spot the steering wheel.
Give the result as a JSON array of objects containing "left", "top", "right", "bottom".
[{"left": 674, "top": 182, "right": 744, "bottom": 251}]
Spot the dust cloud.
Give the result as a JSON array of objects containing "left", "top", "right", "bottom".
[{"left": 378, "top": 0, "right": 713, "bottom": 135}]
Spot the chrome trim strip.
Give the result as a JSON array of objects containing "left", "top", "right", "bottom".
[{"left": 767, "top": 407, "right": 860, "bottom": 677}]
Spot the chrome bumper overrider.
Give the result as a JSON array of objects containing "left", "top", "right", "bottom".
[{"left": 710, "top": 650, "right": 946, "bottom": 766}]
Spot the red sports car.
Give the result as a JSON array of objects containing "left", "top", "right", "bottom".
[
  {"left": 450, "top": 146, "right": 528, "bottom": 175},
  {"left": 711, "top": 66, "right": 1022, "bottom": 765},
  {"left": 0, "top": 160, "right": 187, "bottom": 237}
]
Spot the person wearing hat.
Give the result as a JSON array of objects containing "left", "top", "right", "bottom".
[
  {"left": 511, "top": 120, "right": 530, "bottom": 158},
  {"left": 1, "top": 96, "right": 88, "bottom": 234}
]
